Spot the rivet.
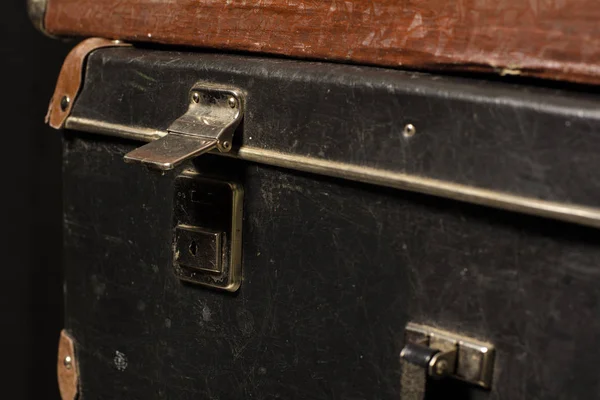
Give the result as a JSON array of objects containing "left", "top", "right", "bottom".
[
  {"left": 403, "top": 123, "right": 416, "bottom": 138},
  {"left": 228, "top": 97, "right": 237, "bottom": 108},
  {"left": 60, "top": 96, "right": 70, "bottom": 112},
  {"left": 434, "top": 359, "right": 448, "bottom": 377},
  {"left": 191, "top": 92, "right": 200, "bottom": 104},
  {"left": 64, "top": 355, "right": 73, "bottom": 370},
  {"left": 222, "top": 141, "right": 231, "bottom": 150}
]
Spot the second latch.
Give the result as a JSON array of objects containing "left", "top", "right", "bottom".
[
  {"left": 124, "top": 84, "right": 244, "bottom": 170},
  {"left": 400, "top": 322, "right": 495, "bottom": 399}
]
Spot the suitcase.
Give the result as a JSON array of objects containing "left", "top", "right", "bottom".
[{"left": 30, "top": 2, "right": 600, "bottom": 399}]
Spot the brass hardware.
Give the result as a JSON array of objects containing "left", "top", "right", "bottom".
[
  {"left": 175, "top": 226, "right": 223, "bottom": 274},
  {"left": 400, "top": 323, "right": 495, "bottom": 399},
  {"left": 403, "top": 123, "right": 416, "bottom": 138},
  {"left": 123, "top": 84, "right": 244, "bottom": 170},
  {"left": 60, "top": 96, "right": 70, "bottom": 112},
  {"left": 227, "top": 96, "right": 238, "bottom": 108},
  {"left": 57, "top": 330, "right": 78, "bottom": 400},
  {"left": 172, "top": 172, "right": 243, "bottom": 291}
]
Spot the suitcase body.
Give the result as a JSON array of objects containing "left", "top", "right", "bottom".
[{"left": 56, "top": 46, "right": 600, "bottom": 399}]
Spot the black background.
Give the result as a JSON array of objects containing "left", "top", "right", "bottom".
[{"left": 2, "top": 0, "right": 71, "bottom": 397}]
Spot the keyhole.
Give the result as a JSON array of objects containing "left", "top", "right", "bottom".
[{"left": 189, "top": 241, "right": 198, "bottom": 256}]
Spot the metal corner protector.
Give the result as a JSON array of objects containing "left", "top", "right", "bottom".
[{"left": 27, "top": 0, "right": 49, "bottom": 35}]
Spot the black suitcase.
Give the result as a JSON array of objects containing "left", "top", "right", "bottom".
[{"left": 52, "top": 42, "right": 600, "bottom": 400}]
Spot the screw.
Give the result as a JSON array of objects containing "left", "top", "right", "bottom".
[
  {"left": 191, "top": 92, "right": 200, "bottom": 103},
  {"left": 434, "top": 359, "right": 448, "bottom": 377},
  {"left": 403, "top": 123, "right": 416, "bottom": 138},
  {"left": 60, "top": 96, "right": 70, "bottom": 112},
  {"left": 222, "top": 141, "right": 231, "bottom": 150},
  {"left": 228, "top": 97, "right": 237, "bottom": 108},
  {"left": 64, "top": 355, "right": 73, "bottom": 370}
]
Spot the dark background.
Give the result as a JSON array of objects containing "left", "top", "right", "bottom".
[{"left": 2, "top": 0, "right": 71, "bottom": 397}]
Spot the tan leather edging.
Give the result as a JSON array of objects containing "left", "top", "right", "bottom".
[
  {"left": 43, "top": 0, "right": 600, "bottom": 86},
  {"left": 57, "top": 330, "right": 78, "bottom": 400},
  {"left": 46, "top": 38, "right": 129, "bottom": 129}
]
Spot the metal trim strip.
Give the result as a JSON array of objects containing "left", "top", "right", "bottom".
[{"left": 66, "top": 116, "right": 600, "bottom": 229}]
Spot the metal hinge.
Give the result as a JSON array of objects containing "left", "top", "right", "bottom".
[{"left": 124, "top": 84, "right": 243, "bottom": 170}]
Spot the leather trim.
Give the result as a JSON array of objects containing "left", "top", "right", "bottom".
[
  {"left": 57, "top": 330, "right": 78, "bottom": 400},
  {"left": 46, "top": 38, "right": 129, "bottom": 129}
]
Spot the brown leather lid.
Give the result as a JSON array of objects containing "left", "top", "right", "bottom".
[{"left": 43, "top": 0, "right": 600, "bottom": 86}]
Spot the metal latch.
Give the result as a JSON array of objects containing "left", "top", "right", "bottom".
[
  {"left": 124, "top": 84, "right": 243, "bottom": 170},
  {"left": 400, "top": 323, "right": 495, "bottom": 399}
]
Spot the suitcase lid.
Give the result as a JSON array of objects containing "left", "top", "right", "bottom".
[{"left": 30, "top": 0, "right": 600, "bottom": 86}]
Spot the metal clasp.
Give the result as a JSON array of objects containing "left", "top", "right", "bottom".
[
  {"left": 400, "top": 323, "right": 495, "bottom": 399},
  {"left": 124, "top": 84, "right": 243, "bottom": 170}
]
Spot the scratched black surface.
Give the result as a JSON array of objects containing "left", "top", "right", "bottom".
[
  {"left": 64, "top": 132, "right": 600, "bottom": 400},
  {"left": 70, "top": 47, "right": 600, "bottom": 210}
]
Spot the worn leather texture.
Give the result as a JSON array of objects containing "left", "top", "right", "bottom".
[
  {"left": 46, "top": 38, "right": 128, "bottom": 129},
  {"left": 45, "top": 0, "right": 600, "bottom": 85}
]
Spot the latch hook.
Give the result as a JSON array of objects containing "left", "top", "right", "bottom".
[{"left": 124, "top": 84, "right": 243, "bottom": 170}]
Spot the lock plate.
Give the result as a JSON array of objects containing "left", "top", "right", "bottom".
[
  {"left": 172, "top": 171, "right": 243, "bottom": 291},
  {"left": 175, "top": 226, "right": 223, "bottom": 274}
]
